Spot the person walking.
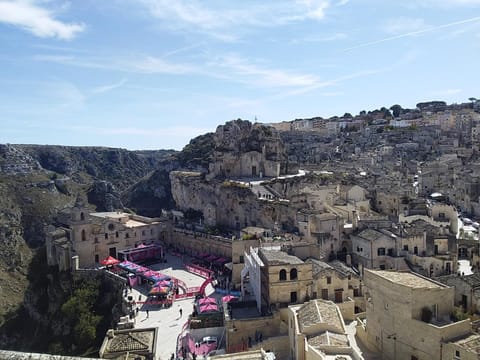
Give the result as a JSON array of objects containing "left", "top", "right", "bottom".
[
  {"left": 146, "top": 309, "right": 149, "bottom": 318},
  {"left": 179, "top": 307, "right": 183, "bottom": 318}
]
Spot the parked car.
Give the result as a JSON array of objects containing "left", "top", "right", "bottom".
[{"left": 196, "top": 336, "right": 218, "bottom": 352}]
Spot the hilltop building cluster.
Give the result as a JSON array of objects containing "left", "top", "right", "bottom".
[{"left": 44, "top": 100, "right": 480, "bottom": 359}]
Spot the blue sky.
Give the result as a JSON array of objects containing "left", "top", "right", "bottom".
[{"left": 0, "top": 0, "right": 479, "bottom": 150}]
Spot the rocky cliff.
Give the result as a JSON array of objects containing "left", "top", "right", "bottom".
[{"left": 0, "top": 144, "right": 176, "bottom": 353}]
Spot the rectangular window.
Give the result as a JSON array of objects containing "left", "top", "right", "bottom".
[
  {"left": 239, "top": 255, "right": 244, "bottom": 263},
  {"left": 105, "top": 233, "right": 108, "bottom": 239},
  {"left": 327, "top": 276, "right": 332, "bottom": 284},
  {"left": 322, "top": 289, "right": 328, "bottom": 300},
  {"left": 377, "top": 248, "right": 386, "bottom": 256},
  {"left": 403, "top": 245, "right": 408, "bottom": 251},
  {"left": 455, "top": 350, "right": 461, "bottom": 359}
]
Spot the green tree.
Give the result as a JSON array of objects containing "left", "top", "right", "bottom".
[{"left": 390, "top": 104, "right": 403, "bottom": 118}]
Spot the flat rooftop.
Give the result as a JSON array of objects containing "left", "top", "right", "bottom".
[
  {"left": 91, "top": 212, "right": 130, "bottom": 219},
  {"left": 372, "top": 270, "right": 447, "bottom": 289},
  {"left": 259, "top": 249, "right": 304, "bottom": 266},
  {"left": 125, "top": 219, "right": 149, "bottom": 228}
]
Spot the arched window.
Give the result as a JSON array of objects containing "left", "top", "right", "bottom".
[
  {"left": 80, "top": 212, "right": 85, "bottom": 221},
  {"left": 81, "top": 229, "right": 86, "bottom": 241},
  {"left": 279, "top": 269, "right": 287, "bottom": 281},
  {"left": 290, "top": 268, "right": 298, "bottom": 280}
]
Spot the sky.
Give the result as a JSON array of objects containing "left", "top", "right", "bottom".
[{"left": 0, "top": 0, "right": 480, "bottom": 150}]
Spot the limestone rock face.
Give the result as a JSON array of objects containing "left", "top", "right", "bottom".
[
  {"left": 122, "top": 169, "right": 175, "bottom": 217},
  {"left": 213, "top": 119, "right": 286, "bottom": 161},
  {"left": 0, "top": 144, "right": 42, "bottom": 175},
  {"left": 87, "top": 180, "right": 123, "bottom": 212},
  {"left": 18, "top": 145, "right": 174, "bottom": 191}
]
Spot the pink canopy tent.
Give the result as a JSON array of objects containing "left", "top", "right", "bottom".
[
  {"left": 198, "top": 297, "right": 217, "bottom": 305},
  {"left": 133, "top": 266, "right": 149, "bottom": 274},
  {"left": 199, "top": 303, "right": 219, "bottom": 313},
  {"left": 141, "top": 270, "right": 157, "bottom": 278},
  {"left": 100, "top": 256, "right": 120, "bottom": 266},
  {"left": 157, "top": 279, "right": 172, "bottom": 287},
  {"left": 222, "top": 295, "right": 238, "bottom": 303},
  {"left": 149, "top": 285, "right": 170, "bottom": 295}
]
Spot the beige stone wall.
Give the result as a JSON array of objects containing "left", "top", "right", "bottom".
[
  {"left": 232, "top": 238, "right": 261, "bottom": 285},
  {"left": 312, "top": 268, "right": 351, "bottom": 302},
  {"left": 375, "top": 192, "right": 400, "bottom": 216},
  {"left": 71, "top": 216, "right": 164, "bottom": 268},
  {"left": 430, "top": 204, "right": 459, "bottom": 233},
  {"left": 400, "top": 234, "right": 426, "bottom": 255},
  {"left": 225, "top": 313, "right": 288, "bottom": 354},
  {"left": 406, "top": 254, "right": 456, "bottom": 277},
  {"left": 336, "top": 298, "right": 355, "bottom": 321},
  {"left": 364, "top": 269, "right": 470, "bottom": 360},
  {"left": 167, "top": 228, "right": 232, "bottom": 258},
  {"left": 249, "top": 335, "right": 290, "bottom": 360},
  {"left": 443, "top": 342, "right": 479, "bottom": 360},
  {"left": 267, "top": 263, "right": 312, "bottom": 305}
]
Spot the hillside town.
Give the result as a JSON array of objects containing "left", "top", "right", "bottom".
[{"left": 16, "top": 100, "right": 478, "bottom": 360}]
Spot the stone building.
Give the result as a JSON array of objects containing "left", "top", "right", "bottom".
[
  {"left": 306, "top": 259, "right": 362, "bottom": 319},
  {"left": 243, "top": 247, "right": 312, "bottom": 313},
  {"left": 46, "top": 198, "right": 168, "bottom": 270},
  {"left": 359, "top": 269, "right": 473, "bottom": 360},
  {"left": 350, "top": 228, "right": 408, "bottom": 271},
  {"left": 99, "top": 327, "right": 158, "bottom": 359},
  {"left": 437, "top": 273, "right": 480, "bottom": 314},
  {"left": 288, "top": 299, "right": 357, "bottom": 360}
]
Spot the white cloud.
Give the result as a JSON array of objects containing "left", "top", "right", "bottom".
[
  {"left": 35, "top": 50, "right": 321, "bottom": 89},
  {"left": 130, "top": 56, "right": 197, "bottom": 74},
  {"left": 0, "top": 0, "right": 85, "bottom": 40},
  {"left": 291, "top": 32, "right": 347, "bottom": 43},
  {"left": 213, "top": 54, "right": 320, "bottom": 88},
  {"left": 383, "top": 17, "right": 429, "bottom": 35},
  {"left": 91, "top": 78, "right": 127, "bottom": 94},
  {"left": 136, "top": 0, "right": 332, "bottom": 40},
  {"left": 295, "top": 0, "right": 329, "bottom": 20}
]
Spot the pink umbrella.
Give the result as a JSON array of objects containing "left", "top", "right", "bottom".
[
  {"left": 222, "top": 295, "right": 238, "bottom": 303},
  {"left": 199, "top": 297, "right": 217, "bottom": 305}
]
